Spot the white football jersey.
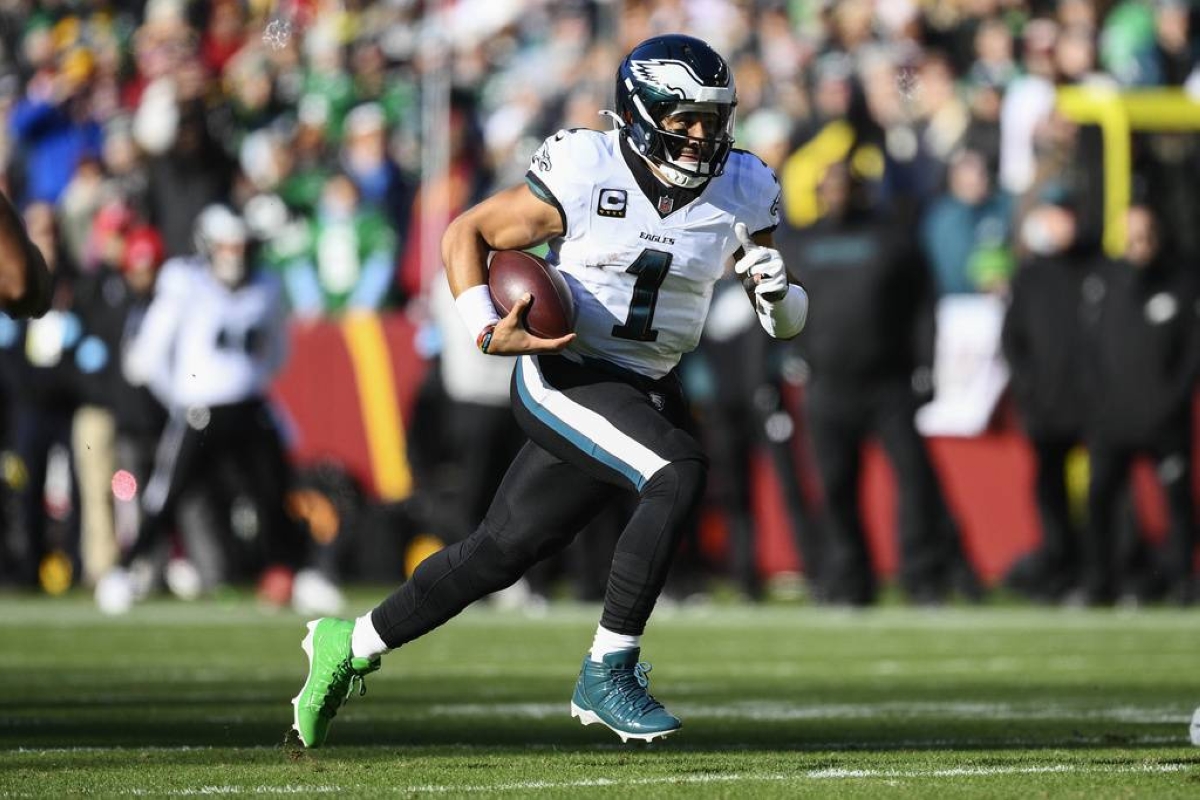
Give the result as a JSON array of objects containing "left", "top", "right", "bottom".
[
  {"left": 526, "top": 127, "right": 779, "bottom": 379},
  {"left": 124, "top": 257, "right": 288, "bottom": 408}
]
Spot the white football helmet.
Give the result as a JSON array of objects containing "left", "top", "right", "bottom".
[{"left": 194, "top": 204, "right": 248, "bottom": 286}]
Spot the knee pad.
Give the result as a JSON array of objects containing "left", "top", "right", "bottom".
[
  {"left": 644, "top": 427, "right": 708, "bottom": 504},
  {"left": 643, "top": 457, "right": 707, "bottom": 510}
]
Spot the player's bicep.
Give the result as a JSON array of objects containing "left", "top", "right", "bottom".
[{"left": 462, "top": 183, "right": 564, "bottom": 253}]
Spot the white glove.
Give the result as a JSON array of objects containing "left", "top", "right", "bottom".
[{"left": 734, "top": 222, "right": 788, "bottom": 303}]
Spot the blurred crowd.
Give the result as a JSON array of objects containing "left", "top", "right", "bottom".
[{"left": 0, "top": 0, "right": 1196, "bottom": 608}]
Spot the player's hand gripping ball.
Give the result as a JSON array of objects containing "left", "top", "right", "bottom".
[{"left": 488, "top": 250, "right": 576, "bottom": 339}]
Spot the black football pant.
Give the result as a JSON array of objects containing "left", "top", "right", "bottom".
[
  {"left": 1031, "top": 436, "right": 1082, "bottom": 582},
  {"left": 1084, "top": 422, "right": 1196, "bottom": 600},
  {"left": 2, "top": 403, "right": 78, "bottom": 587},
  {"left": 120, "top": 399, "right": 305, "bottom": 571},
  {"left": 804, "top": 377, "right": 964, "bottom": 603},
  {"left": 703, "top": 386, "right": 820, "bottom": 599},
  {"left": 371, "top": 354, "right": 708, "bottom": 646}
]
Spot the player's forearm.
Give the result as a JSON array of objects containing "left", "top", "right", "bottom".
[
  {"left": 442, "top": 183, "right": 561, "bottom": 300},
  {"left": 442, "top": 214, "right": 500, "bottom": 344},
  {"left": 0, "top": 234, "right": 31, "bottom": 309},
  {"left": 0, "top": 192, "right": 52, "bottom": 318},
  {"left": 441, "top": 213, "right": 491, "bottom": 299},
  {"left": 755, "top": 284, "right": 808, "bottom": 340}
]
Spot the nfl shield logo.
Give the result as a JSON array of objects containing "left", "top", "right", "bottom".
[{"left": 657, "top": 195, "right": 674, "bottom": 215}]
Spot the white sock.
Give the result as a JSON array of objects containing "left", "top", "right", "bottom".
[
  {"left": 589, "top": 624, "right": 640, "bottom": 662},
  {"left": 351, "top": 612, "right": 389, "bottom": 660}
]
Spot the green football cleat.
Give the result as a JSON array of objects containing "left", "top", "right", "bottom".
[
  {"left": 291, "top": 618, "right": 380, "bottom": 748},
  {"left": 570, "top": 648, "right": 681, "bottom": 743}
]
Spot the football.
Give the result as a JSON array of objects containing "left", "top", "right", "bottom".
[{"left": 488, "top": 250, "right": 576, "bottom": 339}]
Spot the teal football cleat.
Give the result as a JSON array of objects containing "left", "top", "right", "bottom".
[
  {"left": 291, "top": 618, "right": 380, "bottom": 748},
  {"left": 570, "top": 649, "right": 681, "bottom": 743}
]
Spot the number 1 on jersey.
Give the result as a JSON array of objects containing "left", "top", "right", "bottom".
[{"left": 611, "top": 248, "right": 672, "bottom": 342}]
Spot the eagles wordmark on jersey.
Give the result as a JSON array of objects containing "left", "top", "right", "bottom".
[{"left": 526, "top": 127, "right": 781, "bottom": 380}]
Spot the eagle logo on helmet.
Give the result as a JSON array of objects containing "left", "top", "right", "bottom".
[
  {"left": 629, "top": 59, "right": 708, "bottom": 100},
  {"left": 628, "top": 58, "right": 735, "bottom": 104}
]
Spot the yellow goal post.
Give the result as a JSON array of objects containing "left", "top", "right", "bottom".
[{"left": 1055, "top": 86, "right": 1200, "bottom": 257}]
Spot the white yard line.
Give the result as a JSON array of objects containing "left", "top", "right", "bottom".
[
  {"left": 402, "top": 763, "right": 1194, "bottom": 793},
  {"left": 6, "top": 762, "right": 1183, "bottom": 797},
  {"left": 6, "top": 732, "right": 1185, "bottom": 757},
  {"left": 3, "top": 601, "right": 1200, "bottom": 633},
  {"left": 128, "top": 788, "right": 343, "bottom": 796},
  {"left": 416, "top": 699, "right": 1191, "bottom": 724},
  {"left": 11, "top": 746, "right": 224, "bottom": 755}
]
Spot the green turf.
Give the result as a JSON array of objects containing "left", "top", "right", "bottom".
[{"left": 1, "top": 592, "right": 1198, "bottom": 797}]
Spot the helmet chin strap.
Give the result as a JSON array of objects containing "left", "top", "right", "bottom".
[
  {"left": 654, "top": 160, "right": 709, "bottom": 189},
  {"left": 644, "top": 150, "right": 709, "bottom": 189}
]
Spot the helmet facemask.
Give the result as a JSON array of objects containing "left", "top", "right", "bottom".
[
  {"left": 650, "top": 101, "right": 736, "bottom": 188},
  {"left": 623, "top": 89, "right": 736, "bottom": 189}
]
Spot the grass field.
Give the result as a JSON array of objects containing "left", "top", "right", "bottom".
[{"left": 2, "top": 591, "right": 1199, "bottom": 797}]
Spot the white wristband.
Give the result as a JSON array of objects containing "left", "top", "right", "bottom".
[
  {"left": 756, "top": 284, "right": 808, "bottom": 339},
  {"left": 454, "top": 284, "right": 501, "bottom": 341}
]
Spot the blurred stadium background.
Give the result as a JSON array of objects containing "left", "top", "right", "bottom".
[
  {"left": 1, "top": 1, "right": 1199, "bottom": 795},
  {"left": 0, "top": 0, "right": 1197, "bottom": 607}
]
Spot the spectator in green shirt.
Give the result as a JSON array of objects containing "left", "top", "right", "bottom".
[{"left": 268, "top": 172, "right": 397, "bottom": 317}]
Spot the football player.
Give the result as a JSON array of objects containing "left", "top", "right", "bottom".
[
  {"left": 94, "top": 206, "right": 343, "bottom": 616},
  {"left": 291, "top": 34, "right": 808, "bottom": 746}
]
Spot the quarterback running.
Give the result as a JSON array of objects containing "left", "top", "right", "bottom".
[{"left": 290, "top": 34, "right": 808, "bottom": 746}]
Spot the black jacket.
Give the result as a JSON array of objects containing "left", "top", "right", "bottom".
[
  {"left": 145, "top": 102, "right": 234, "bottom": 257},
  {"left": 779, "top": 213, "right": 936, "bottom": 385},
  {"left": 1082, "top": 256, "right": 1200, "bottom": 446},
  {"left": 71, "top": 266, "right": 167, "bottom": 435},
  {"left": 1001, "top": 253, "right": 1094, "bottom": 438},
  {"left": 0, "top": 287, "right": 87, "bottom": 415}
]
